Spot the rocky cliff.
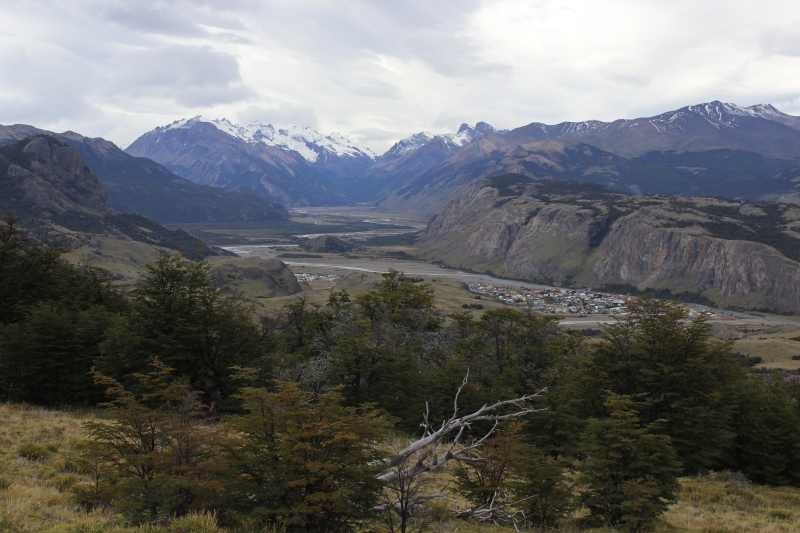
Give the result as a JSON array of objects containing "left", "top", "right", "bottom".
[
  {"left": 421, "top": 174, "right": 800, "bottom": 313},
  {"left": 0, "top": 136, "right": 227, "bottom": 260},
  {"left": 1, "top": 136, "right": 112, "bottom": 217}
]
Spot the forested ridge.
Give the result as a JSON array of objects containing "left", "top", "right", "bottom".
[{"left": 3, "top": 213, "right": 800, "bottom": 532}]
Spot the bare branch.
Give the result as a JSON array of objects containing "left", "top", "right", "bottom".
[{"left": 377, "top": 378, "right": 545, "bottom": 482}]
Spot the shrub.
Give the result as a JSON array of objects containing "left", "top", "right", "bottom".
[{"left": 17, "top": 442, "right": 55, "bottom": 461}]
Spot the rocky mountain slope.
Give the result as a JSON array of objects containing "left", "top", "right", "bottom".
[
  {"left": 343, "top": 122, "right": 504, "bottom": 201},
  {"left": 503, "top": 101, "right": 800, "bottom": 159},
  {"left": 0, "top": 135, "right": 227, "bottom": 259},
  {"left": 420, "top": 174, "right": 800, "bottom": 313},
  {"left": 125, "top": 117, "right": 354, "bottom": 206},
  {"left": 1, "top": 135, "right": 301, "bottom": 296},
  {"left": 0, "top": 125, "right": 287, "bottom": 223}
]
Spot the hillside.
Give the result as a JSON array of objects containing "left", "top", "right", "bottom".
[
  {"left": 0, "top": 136, "right": 231, "bottom": 262},
  {"left": 0, "top": 125, "right": 288, "bottom": 223},
  {"left": 420, "top": 174, "right": 800, "bottom": 313}
]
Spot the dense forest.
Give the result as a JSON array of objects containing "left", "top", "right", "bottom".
[{"left": 2, "top": 213, "right": 800, "bottom": 532}]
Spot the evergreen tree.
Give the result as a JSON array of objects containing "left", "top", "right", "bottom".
[
  {"left": 222, "top": 381, "right": 388, "bottom": 532},
  {"left": 729, "top": 372, "right": 800, "bottom": 485},
  {"left": 565, "top": 298, "right": 743, "bottom": 472},
  {"left": 0, "top": 214, "right": 125, "bottom": 404},
  {"left": 579, "top": 393, "right": 681, "bottom": 530},
  {"left": 81, "top": 360, "right": 222, "bottom": 523},
  {"left": 98, "top": 252, "right": 264, "bottom": 407}
]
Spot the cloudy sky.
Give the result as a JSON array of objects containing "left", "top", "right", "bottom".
[{"left": 2, "top": 0, "right": 800, "bottom": 154}]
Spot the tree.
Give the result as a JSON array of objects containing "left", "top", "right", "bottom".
[
  {"left": 98, "top": 252, "right": 264, "bottom": 407},
  {"left": 454, "top": 421, "right": 574, "bottom": 529},
  {"left": 578, "top": 393, "right": 681, "bottom": 530},
  {"left": 566, "top": 298, "right": 743, "bottom": 473},
  {"left": 0, "top": 215, "right": 125, "bottom": 404},
  {"left": 374, "top": 376, "right": 546, "bottom": 531},
  {"left": 729, "top": 372, "right": 800, "bottom": 485},
  {"left": 81, "top": 360, "right": 222, "bottom": 523},
  {"left": 222, "top": 381, "right": 389, "bottom": 532}
]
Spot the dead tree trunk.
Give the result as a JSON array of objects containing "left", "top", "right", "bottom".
[{"left": 373, "top": 374, "right": 545, "bottom": 529}]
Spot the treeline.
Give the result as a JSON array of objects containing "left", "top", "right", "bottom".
[{"left": 3, "top": 214, "right": 800, "bottom": 531}]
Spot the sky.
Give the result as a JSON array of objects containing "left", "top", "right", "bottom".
[{"left": 2, "top": 0, "right": 800, "bottom": 154}]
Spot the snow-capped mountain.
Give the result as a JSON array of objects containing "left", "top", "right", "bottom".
[
  {"left": 503, "top": 101, "right": 800, "bottom": 158},
  {"left": 340, "top": 121, "right": 507, "bottom": 201},
  {"left": 154, "top": 116, "right": 376, "bottom": 164},
  {"left": 384, "top": 121, "right": 505, "bottom": 159},
  {"left": 126, "top": 117, "right": 354, "bottom": 206}
]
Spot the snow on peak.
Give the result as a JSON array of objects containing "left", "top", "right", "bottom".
[
  {"left": 681, "top": 101, "right": 797, "bottom": 127},
  {"left": 384, "top": 122, "right": 506, "bottom": 158},
  {"left": 156, "top": 117, "right": 376, "bottom": 162},
  {"left": 385, "top": 131, "right": 436, "bottom": 157}
]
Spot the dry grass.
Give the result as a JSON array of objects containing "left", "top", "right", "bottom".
[
  {"left": 730, "top": 324, "right": 800, "bottom": 368},
  {"left": 0, "top": 402, "right": 121, "bottom": 532},
  {"left": 6, "top": 404, "right": 800, "bottom": 532},
  {"left": 662, "top": 472, "right": 800, "bottom": 533}
]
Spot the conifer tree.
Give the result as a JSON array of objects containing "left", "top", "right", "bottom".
[{"left": 579, "top": 393, "right": 681, "bottom": 530}]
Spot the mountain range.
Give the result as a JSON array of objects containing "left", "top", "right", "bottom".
[
  {"left": 0, "top": 135, "right": 226, "bottom": 259},
  {"left": 121, "top": 102, "right": 800, "bottom": 212},
  {"left": 0, "top": 135, "right": 302, "bottom": 297}
]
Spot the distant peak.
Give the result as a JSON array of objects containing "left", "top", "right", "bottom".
[{"left": 148, "top": 117, "right": 375, "bottom": 162}]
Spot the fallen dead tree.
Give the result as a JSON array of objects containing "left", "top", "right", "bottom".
[{"left": 374, "top": 374, "right": 546, "bottom": 532}]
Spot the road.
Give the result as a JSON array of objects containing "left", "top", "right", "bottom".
[{"left": 223, "top": 245, "right": 799, "bottom": 328}]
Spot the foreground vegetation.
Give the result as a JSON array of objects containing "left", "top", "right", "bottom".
[
  {"left": 4, "top": 214, "right": 800, "bottom": 531},
  {"left": 4, "top": 402, "right": 800, "bottom": 533}
]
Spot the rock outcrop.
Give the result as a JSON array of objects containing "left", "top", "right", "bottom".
[
  {"left": 421, "top": 174, "right": 800, "bottom": 313},
  {"left": 2, "top": 136, "right": 112, "bottom": 217}
]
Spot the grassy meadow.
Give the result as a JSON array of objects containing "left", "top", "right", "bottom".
[{"left": 3, "top": 401, "right": 800, "bottom": 532}]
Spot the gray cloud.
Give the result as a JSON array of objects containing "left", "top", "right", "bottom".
[
  {"left": 350, "top": 127, "right": 401, "bottom": 141},
  {"left": 404, "top": 30, "right": 512, "bottom": 79},
  {"left": 102, "top": 4, "right": 206, "bottom": 37},
  {"left": 1, "top": 0, "right": 800, "bottom": 152},
  {"left": 235, "top": 104, "right": 319, "bottom": 128},
  {"left": 349, "top": 78, "right": 402, "bottom": 99},
  {"left": 0, "top": 41, "right": 97, "bottom": 125},
  {"left": 107, "top": 45, "right": 253, "bottom": 107},
  {"left": 761, "top": 25, "right": 800, "bottom": 57}
]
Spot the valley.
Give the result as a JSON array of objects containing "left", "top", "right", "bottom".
[
  {"left": 175, "top": 205, "right": 800, "bottom": 370},
  {"left": 8, "top": 2, "right": 800, "bottom": 529}
]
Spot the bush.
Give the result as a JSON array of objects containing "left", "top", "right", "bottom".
[
  {"left": 17, "top": 442, "right": 56, "bottom": 461},
  {"left": 168, "top": 511, "right": 223, "bottom": 533}
]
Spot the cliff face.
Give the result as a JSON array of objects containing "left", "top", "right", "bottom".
[
  {"left": 1, "top": 136, "right": 111, "bottom": 217},
  {"left": 592, "top": 213, "right": 800, "bottom": 304},
  {"left": 421, "top": 175, "right": 800, "bottom": 312}
]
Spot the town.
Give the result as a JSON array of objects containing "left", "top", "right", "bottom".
[{"left": 469, "top": 284, "right": 631, "bottom": 314}]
